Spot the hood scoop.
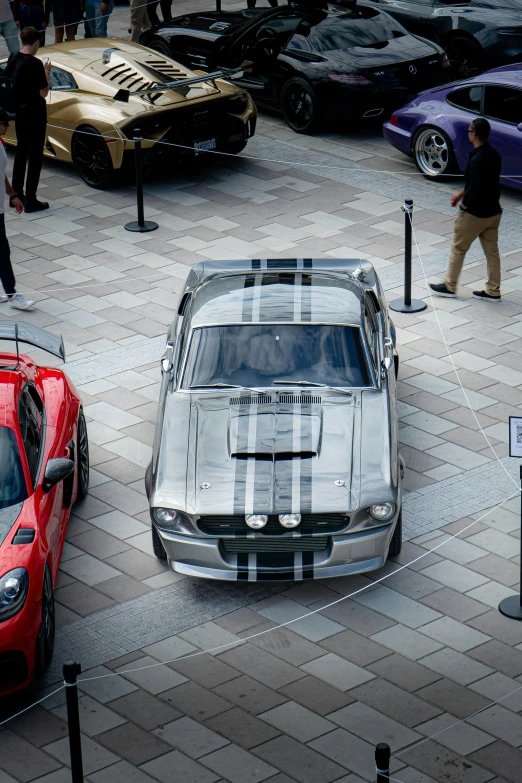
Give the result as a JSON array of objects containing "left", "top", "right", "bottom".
[{"left": 229, "top": 411, "right": 322, "bottom": 458}]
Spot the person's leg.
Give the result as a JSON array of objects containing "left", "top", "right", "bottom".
[
  {"left": 55, "top": 26, "right": 65, "bottom": 44},
  {"left": 130, "top": 0, "right": 141, "bottom": 41},
  {"left": 479, "top": 214, "right": 502, "bottom": 297},
  {"left": 3, "top": 19, "right": 20, "bottom": 53},
  {"left": 445, "top": 210, "right": 481, "bottom": 293},
  {"left": 83, "top": 0, "right": 96, "bottom": 36},
  {"left": 147, "top": 1, "right": 160, "bottom": 26},
  {"left": 21, "top": 3, "right": 46, "bottom": 44},
  {"left": 160, "top": 0, "right": 172, "bottom": 21},
  {"left": 96, "top": 0, "right": 114, "bottom": 36},
  {"left": 24, "top": 117, "right": 47, "bottom": 203},
  {"left": 12, "top": 120, "right": 31, "bottom": 200},
  {"left": 0, "top": 215, "right": 16, "bottom": 297},
  {"left": 65, "top": 24, "right": 76, "bottom": 41}
]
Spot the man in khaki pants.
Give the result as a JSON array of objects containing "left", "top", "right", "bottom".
[
  {"left": 130, "top": 0, "right": 150, "bottom": 42},
  {"left": 429, "top": 118, "right": 502, "bottom": 302}
]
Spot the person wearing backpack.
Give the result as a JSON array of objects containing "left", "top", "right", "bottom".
[
  {"left": 0, "top": 108, "right": 34, "bottom": 310},
  {"left": 0, "top": 1, "right": 19, "bottom": 53},
  {"left": 9, "top": 26, "right": 51, "bottom": 213}
]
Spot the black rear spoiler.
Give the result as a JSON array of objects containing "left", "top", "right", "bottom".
[
  {"left": 114, "top": 67, "right": 244, "bottom": 102},
  {"left": 0, "top": 321, "right": 65, "bottom": 362}
]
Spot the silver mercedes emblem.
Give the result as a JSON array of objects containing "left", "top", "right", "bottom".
[{"left": 409, "top": 65, "right": 417, "bottom": 74}]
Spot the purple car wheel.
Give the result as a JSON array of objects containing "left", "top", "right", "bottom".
[{"left": 413, "top": 128, "right": 455, "bottom": 177}]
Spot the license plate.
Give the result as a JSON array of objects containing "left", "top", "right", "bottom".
[{"left": 195, "top": 138, "right": 216, "bottom": 153}]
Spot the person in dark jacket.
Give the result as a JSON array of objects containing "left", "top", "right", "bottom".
[
  {"left": 11, "top": 25, "right": 51, "bottom": 213},
  {"left": 12, "top": 0, "right": 50, "bottom": 44},
  {"left": 429, "top": 117, "right": 503, "bottom": 302}
]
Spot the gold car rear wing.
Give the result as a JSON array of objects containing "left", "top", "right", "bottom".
[{"left": 114, "top": 67, "right": 244, "bottom": 103}]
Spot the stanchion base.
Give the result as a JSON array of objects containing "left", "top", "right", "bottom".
[
  {"left": 389, "top": 298, "right": 427, "bottom": 314},
  {"left": 124, "top": 220, "right": 158, "bottom": 233},
  {"left": 499, "top": 595, "right": 522, "bottom": 620}
]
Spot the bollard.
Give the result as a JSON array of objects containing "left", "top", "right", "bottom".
[
  {"left": 124, "top": 129, "right": 158, "bottom": 233},
  {"left": 499, "top": 464, "right": 522, "bottom": 620},
  {"left": 389, "top": 199, "right": 427, "bottom": 314},
  {"left": 63, "top": 661, "right": 84, "bottom": 783},
  {"left": 375, "top": 743, "right": 391, "bottom": 783},
  {"left": 216, "top": 0, "right": 222, "bottom": 10}
]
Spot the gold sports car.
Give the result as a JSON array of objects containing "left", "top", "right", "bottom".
[{"left": 1, "top": 38, "right": 257, "bottom": 188}]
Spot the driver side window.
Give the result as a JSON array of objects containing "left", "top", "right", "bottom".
[
  {"left": 18, "top": 386, "right": 44, "bottom": 490},
  {"left": 49, "top": 67, "right": 77, "bottom": 91}
]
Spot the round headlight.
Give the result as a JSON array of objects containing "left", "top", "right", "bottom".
[
  {"left": 153, "top": 508, "right": 178, "bottom": 527},
  {"left": 0, "top": 568, "right": 29, "bottom": 622},
  {"left": 369, "top": 503, "right": 395, "bottom": 521},
  {"left": 279, "top": 513, "right": 301, "bottom": 529},
  {"left": 246, "top": 514, "right": 268, "bottom": 530}
]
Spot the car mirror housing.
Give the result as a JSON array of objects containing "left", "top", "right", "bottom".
[
  {"left": 42, "top": 458, "right": 75, "bottom": 493},
  {"left": 381, "top": 357, "right": 393, "bottom": 377},
  {"left": 517, "top": 122, "right": 522, "bottom": 132}
]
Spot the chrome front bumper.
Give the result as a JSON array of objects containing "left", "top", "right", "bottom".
[{"left": 155, "top": 522, "right": 396, "bottom": 582}]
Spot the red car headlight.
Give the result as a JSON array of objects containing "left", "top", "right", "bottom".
[{"left": 0, "top": 568, "right": 29, "bottom": 622}]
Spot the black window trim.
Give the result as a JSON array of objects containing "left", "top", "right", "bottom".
[{"left": 18, "top": 383, "right": 46, "bottom": 491}]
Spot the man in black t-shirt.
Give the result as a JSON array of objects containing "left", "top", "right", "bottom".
[{"left": 11, "top": 26, "right": 51, "bottom": 213}]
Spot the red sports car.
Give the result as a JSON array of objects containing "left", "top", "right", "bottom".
[{"left": 0, "top": 321, "right": 89, "bottom": 697}]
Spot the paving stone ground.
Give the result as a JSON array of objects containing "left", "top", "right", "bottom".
[{"left": 1, "top": 2, "right": 522, "bottom": 782}]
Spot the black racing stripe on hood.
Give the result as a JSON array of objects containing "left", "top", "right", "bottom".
[{"left": 233, "top": 411, "right": 251, "bottom": 514}]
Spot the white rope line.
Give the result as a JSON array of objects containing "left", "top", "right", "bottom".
[
  {"left": 77, "top": 493, "right": 518, "bottom": 683},
  {"left": 407, "top": 211, "right": 518, "bottom": 489},
  {"left": 0, "top": 684, "right": 65, "bottom": 727}
]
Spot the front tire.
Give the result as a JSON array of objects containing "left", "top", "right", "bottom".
[
  {"left": 35, "top": 566, "right": 55, "bottom": 678},
  {"left": 152, "top": 525, "right": 167, "bottom": 560},
  {"left": 280, "top": 77, "right": 320, "bottom": 134},
  {"left": 77, "top": 408, "right": 89, "bottom": 501},
  {"left": 72, "top": 126, "right": 117, "bottom": 189},
  {"left": 413, "top": 127, "right": 457, "bottom": 179},
  {"left": 148, "top": 38, "right": 172, "bottom": 58},
  {"left": 388, "top": 511, "right": 403, "bottom": 558}
]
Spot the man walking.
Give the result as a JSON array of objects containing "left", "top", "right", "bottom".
[
  {"left": 0, "top": 1, "right": 19, "bottom": 53},
  {"left": 84, "top": 0, "right": 114, "bottom": 37},
  {"left": 429, "top": 118, "right": 502, "bottom": 302},
  {"left": 0, "top": 109, "right": 34, "bottom": 310},
  {"left": 11, "top": 25, "right": 51, "bottom": 213},
  {"left": 130, "top": 0, "right": 149, "bottom": 42}
]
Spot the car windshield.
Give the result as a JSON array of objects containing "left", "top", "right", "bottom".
[
  {"left": 182, "top": 324, "right": 371, "bottom": 389},
  {"left": 0, "top": 426, "right": 28, "bottom": 510},
  {"left": 307, "top": 10, "right": 405, "bottom": 52}
]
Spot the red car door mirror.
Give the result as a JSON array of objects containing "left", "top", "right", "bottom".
[{"left": 42, "top": 458, "right": 75, "bottom": 494}]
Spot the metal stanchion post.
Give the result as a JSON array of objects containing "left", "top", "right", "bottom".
[
  {"left": 499, "top": 464, "right": 522, "bottom": 620},
  {"left": 389, "top": 198, "right": 427, "bottom": 314},
  {"left": 124, "top": 129, "right": 158, "bottom": 234},
  {"left": 216, "top": 0, "right": 222, "bottom": 10},
  {"left": 375, "top": 743, "right": 391, "bottom": 783},
  {"left": 63, "top": 661, "right": 84, "bottom": 783}
]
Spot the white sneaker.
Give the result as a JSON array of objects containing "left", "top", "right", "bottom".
[
  {"left": 0, "top": 294, "right": 9, "bottom": 303},
  {"left": 9, "top": 293, "right": 34, "bottom": 311}
]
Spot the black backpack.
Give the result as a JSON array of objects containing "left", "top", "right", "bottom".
[{"left": 0, "top": 53, "right": 24, "bottom": 113}]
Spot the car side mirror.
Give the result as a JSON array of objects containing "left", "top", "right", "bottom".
[
  {"left": 161, "top": 341, "right": 174, "bottom": 374},
  {"left": 42, "top": 458, "right": 75, "bottom": 493},
  {"left": 381, "top": 357, "right": 393, "bottom": 378},
  {"left": 517, "top": 122, "right": 522, "bottom": 132}
]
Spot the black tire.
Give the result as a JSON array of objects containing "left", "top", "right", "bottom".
[
  {"left": 35, "top": 565, "right": 55, "bottom": 678},
  {"left": 76, "top": 408, "right": 89, "bottom": 501},
  {"left": 217, "top": 139, "right": 248, "bottom": 155},
  {"left": 72, "top": 125, "right": 117, "bottom": 189},
  {"left": 280, "top": 77, "right": 321, "bottom": 134},
  {"left": 152, "top": 525, "right": 167, "bottom": 560},
  {"left": 444, "top": 36, "right": 484, "bottom": 79},
  {"left": 388, "top": 511, "right": 403, "bottom": 558},
  {"left": 412, "top": 127, "right": 457, "bottom": 179},
  {"left": 148, "top": 38, "right": 172, "bottom": 58}
]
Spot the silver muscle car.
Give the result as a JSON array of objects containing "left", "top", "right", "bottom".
[{"left": 145, "top": 258, "right": 403, "bottom": 581}]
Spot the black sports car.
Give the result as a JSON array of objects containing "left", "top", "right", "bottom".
[
  {"left": 140, "top": 1, "right": 451, "bottom": 133},
  {"left": 368, "top": 0, "right": 522, "bottom": 79}
]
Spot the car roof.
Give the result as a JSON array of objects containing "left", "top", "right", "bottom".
[
  {"left": 189, "top": 272, "right": 364, "bottom": 328},
  {"left": 478, "top": 65, "right": 522, "bottom": 85}
]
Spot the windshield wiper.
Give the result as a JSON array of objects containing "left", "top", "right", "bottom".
[
  {"left": 273, "top": 381, "right": 352, "bottom": 397},
  {"left": 189, "top": 383, "right": 267, "bottom": 393}
]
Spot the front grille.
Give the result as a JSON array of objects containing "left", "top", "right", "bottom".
[
  {"left": 222, "top": 537, "right": 328, "bottom": 553},
  {"left": 198, "top": 513, "right": 349, "bottom": 536},
  {"left": 230, "top": 395, "right": 273, "bottom": 405}
]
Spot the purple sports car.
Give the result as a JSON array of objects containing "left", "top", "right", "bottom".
[{"left": 383, "top": 63, "right": 522, "bottom": 191}]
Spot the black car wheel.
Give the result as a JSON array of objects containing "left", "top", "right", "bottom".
[
  {"left": 387, "top": 510, "right": 402, "bottom": 558},
  {"left": 413, "top": 127, "right": 457, "bottom": 178},
  {"left": 280, "top": 77, "right": 320, "bottom": 134},
  {"left": 445, "top": 36, "right": 483, "bottom": 79},
  {"left": 72, "top": 126, "right": 117, "bottom": 189},
  {"left": 35, "top": 565, "right": 55, "bottom": 677},
  {"left": 148, "top": 38, "right": 172, "bottom": 58},
  {"left": 77, "top": 408, "right": 89, "bottom": 501},
  {"left": 152, "top": 525, "right": 167, "bottom": 560}
]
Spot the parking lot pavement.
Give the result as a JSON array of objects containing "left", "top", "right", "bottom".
[{"left": 1, "top": 2, "right": 522, "bottom": 781}]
